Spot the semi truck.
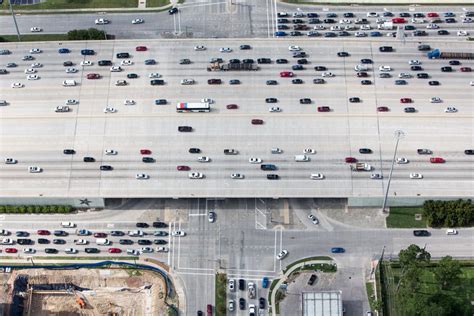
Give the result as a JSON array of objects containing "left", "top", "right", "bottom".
[
  {"left": 207, "top": 62, "right": 259, "bottom": 71},
  {"left": 427, "top": 49, "right": 474, "bottom": 59},
  {"left": 351, "top": 163, "right": 372, "bottom": 171}
]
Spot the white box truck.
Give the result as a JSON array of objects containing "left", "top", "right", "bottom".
[
  {"left": 95, "top": 238, "right": 110, "bottom": 246},
  {"left": 62, "top": 80, "right": 76, "bottom": 86}
]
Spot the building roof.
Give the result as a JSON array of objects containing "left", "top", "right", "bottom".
[{"left": 302, "top": 291, "right": 343, "bottom": 316}]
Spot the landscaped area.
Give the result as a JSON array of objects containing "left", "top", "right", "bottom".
[
  {"left": 1, "top": 0, "right": 138, "bottom": 10},
  {"left": 215, "top": 273, "right": 227, "bottom": 316},
  {"left": 146, "top": 0, "right": 171, "bottom": 7},
  {"left": 386, "top": 207, "right": 427, "bottom": 228}
]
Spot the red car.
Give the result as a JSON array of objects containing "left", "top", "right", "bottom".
[
  {"left": 136, "top": 46, "right": 147, "bottom": 51},
  {"left": 87, "top": 73, "right": 100, "bottom": 79},
  {"left": 427, "top": 12, "right": 438, "bottom": 17},
  {"left": 345, "top": 157, "right": 357, "bottom": 163},
  {"left": 207, "top": 79, "right": 222, "bottom": 84},
  {"left": 94, "top": 232, "right": 107, "bottom": 238},
  {"left": 280, "top": 71, "right": 294, "bottom": 77},
  {"left": 226, "top": 104, "right": 238, "bottom": 109},
  {"left": 430, "top": 157, "right": 445, "bottom": 163},
  {"left": 460, "top": 67, "right": 472, "bottom": 72},
  {"left": 400, "top": 98, "right": 412, "bottom": 103},
  {"left": 207, "top": 304, "right": 212, "bottom": 316},
  {"left": 108, "top": 248, "right": 121, "bottom": 253},
  {"left": 251, "top": 119, "right": 263, "bottom": 125},
  {"left": 5, "top": 248, "right": 17, "bottom": 253},
  {"left": 140, "top": 149, "right": 151, "bottom": 155},
  {"left": 37, "top": 230, "right": 50, "bottom": 235},
  {"left": 377, "top": 106, "right": 389, "bottom": 112},
  {"left": 317, "top": 106, "right": 330, "bottom": 112},
  {"left": 177, "top": 165, "right": 190, "bottom": 171},
  {"left": 392, "top": 18, "right": 406, "bottom": 23}
]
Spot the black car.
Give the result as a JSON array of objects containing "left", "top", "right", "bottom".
[
  {"left": 404, "top": 107, "right": 416, "bottom": 113},
  {"left": 314, "top": 66, "right": 327, "bottom": 71},
  {"left": 359, "top": 148, "right": 372, "bottom": 154},
  {"left": 178, "top": 126, "right": 192, "bottom": 132},
  {"left": 404, "top": 25, "right": 415, "bottom": 30},
  {"left": 116, "top": 52, "right": 130, "bottom": 58},
  {"left": 239, "top": 298, "right": 246, "bottom": 310},
  {"left": 154, "top": 231, "right": 168, "bottom": 237},
  {"left": 413, "top": 30, "right": 427, "bottom": 36},
  {"left": 418, "top": 45, "right": 431, "bottom": 51},
  {"left": 83, "top": 157, "right": 95, "bottom": 162},
  {"left": 326, "top": 12, "right": 337, "bottom": 18},
  {"left": 242, "top": 59, "right": 254, "bottom": 64},
  {"left": 179, "top": 58, "right": 191, "bottom": 64},
  {"left": 119, "top": 239, "right": 134, "bottom": 245},
  {"left": 308, "top": 18, "right": 321, "bottom": 24},
  {"left": 238, "top": 279, "right": 245, "bottom": 290},
  {"left": 276, "top": 59, "right": 288, "bottom": 64},
  {"left": 38, "top": 238, "right": 49, "bottom": 244},
  {"left": 63, "top": 149, "right": 75, "bottom": 155},
  {"left": 361, "top": 80, "right": 372, "bottom": 85},
  {"left": 153, "top": 222, "right": 168, "bottom": 228},
  {"left": 142, "top": 157, "right": 155, "bottom": 163},
  {"left": 85, "top": 248, "right": 100, "bottom": 253},
  {"left": 379, "top": 73, "right": 391, "bottom": 78},
  {"left": 349, "top": 97, "right": 360, "bottom": 103},
  {"left": 53, "top": 239, "right": 66, "bottom": 244},
  {"left": 338, "top": 31, "right": 350, "bottom": 37},
  {"left": 308, "top": 274, "right": 317, "bottom": 285},
  {"left": 261, "top": 164, "right": 277, "bottom": 171},
  {"left": 441, "top": 66, "right": 452, "bottom": 72},
  {"left": 100, "top": 165, "right": 113, "bottom": 171},
  {"left": 414, "top": 13, "right": 424, "bottom": 18},
  {"left": 6, "top": 63, "right": 17, "bottom": 67},
  {"left": 360, "top": 59, "right": 372, "bottom": 64},
  {"left": 137, "top": 239, "right": 152, "bottom": 245},
  {"left": 267, "top": 174, "right": 279, "bottom": 180},
  {"left": 155, "top": 99, "right": 167, "bottom": 105},
  {"left": 154, "top": 239, "right": 168, "bottom": 245},
  {"left": 413, "top": 230, "right": 430, "bottom": 237},
  {"left": 98, "top": 60, "right": 112, "bottom": 66},
  {"left": 277, "top": 18, "right": 289, "bottom": 23},
  {"left": 395, "top": 80, "right": 407, "bottom": 85},
  {"left": 292, "top": 65, "right": 303, "bottom": 70},
  {"left": 343, "top": 12, "right": 354, "bottom": 18},
  {"left": 290, "top": 31, "right": 302, "bottom": 36},
  {"left": 297, "top": 58, "right": 308, "bottom": 64},
  {"left": 265, "top": 98, "right": 277, "bottom": 103},
  {"left": 313, "top": 78, "right": 325, "bottom": 84},
  {"left": 229, "top": 79, "right": 240, "bottom": 85},
  {"left": 17, "top": 239, "right": 33, "bottom": 245},
  {"left": 399, "top": 12, "right": 411, "bottom": 17},
  {"left": 308, "top": 12, "right": 319, "bottom": 18},
  {"left": 445, "top": 18, "right": 456, "bottom": 23},
  {"left": 337, "top": 52, "right": 349, "bottom": 57},
  {"left": 229, "top": 59, "right": 241, "bottom": 64},
  {"left": 292, "top": 79, "right": 303, "bottom": 84},
  {"left": 169, "top": 7, "right": 178, "bottom": 14},
  {"left": 449, "top": 60, "right": 460, "bottom": 65},
  {"left": 45, "top": 248, "right": 58, "bottom": 254},
  {"left": 416, "top": 73, "right": 429, "bottom": 78},
  {"left": 300, "top": 98, "right": 312, "bottom": 104},
  {"left": 53, "top": 230, "right": 67, "bottom": 237},
  {"left": 110, "top": 231, "right": 125, "bottom": 236},
  {"left": 411, "top": 66, "right": 423, "bottom": 71},
  {"left": 266, "top": 80, "right": 278, "bottom": 85},
  {"left": 464, "top": 149, "right": 474, "bottom": 155},
  {"left": 379, "top": 46, "right": 393, "bottom": 52},
  {"left": 428, "top": 81, "right": 440, "bottom": 86},
  {"left": 324, "top": 32, "right": 337, "bottom": 37},
  {"left": 188, "top": 148, "right": 201, "bottom": 154},
  {"left": 136, "top": 222, "right": 149, "bottom": 228},
  {"left": 293, "top": 52, "right": 307, "bottom": 58},
  {"left": 257, "top": 58, "right": 271, "bottom": 64},
  {"left": 127, "top": 73, "right": 138, "bottom": 79},
  {"left": 16, "top": 231, "right": 29, "bottom": 237},
  {"left": 63, "top": 61, "right": 73, "bottom": 67},
  {"left": 259, "top": 297, "right": 266, "bottom": 309},
  {"left": 292, "top": 19, "right": 304, "bottom": 24},
  {"left": 150, "top": 79, "right": 165, "bottom": 85},
  {"left": 438, "top": 30, "right": 449, "bottom": 35},
  {"left": 240, "top": 44, "right": 251, "bottom": 50},
  {"left": 323, "top": 19, "right": 336, "bottom": 23}
]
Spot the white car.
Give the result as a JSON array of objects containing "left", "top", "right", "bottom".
[
  {"left": 27, "top": 74, "right": 39, "bottom": 80},
  {"left": 376, "top": 18, "right": 385, "bottom": 24},
  {"left": 11, "top": 83, "right": 24, "bottom": 88},
  {"left": 149, "top": 72, "right": 161, "bottom": 78},
  {"left": 462, "top": 17, "right": 473, "bottom": 23},
  {"left": 308, "top": 214, "right": 319, "bottom": 224},
  {"left": 132, "top": 18, "right": 144, "bottom": 24},
  {"left": 367, "top": 12, "right": 378, "bottom": 17},
  {"left": 5, "top": 158, "right": 17, "bottom": 164},
  {"left": 426, "top": 24, "right": 439, "bottom": 29},
  {"left": 230, "top": 173, "right": 244, "bottom": 179},
  {"left": 65, "top": 248, "right": 78, "bottom": 254},
  {"left": 228, "top": 279, "right": 235, "bottom": 291},
  {"left": 288, "top": 45, "right": 301, "bottom": 51},
  {"left": 80, "top": 61, "right": 93, "bottom": 66},
  {"left": 249, "top": 157, "right": 262, "bottom": 164},
  {"left": 457, "top": 30, "right": 468, "bottom": 36},
  {"left": 74, "top": 239, "right": 88, "bottom": 245},
  {"left": 30, "top": 27, "right": 42, "bottom": 32},
  {"left": 23, "top": 248, "right": 36, "bottom": 254},
  {"left": 344, "top": 25, "right": 356, "bottom": 30},
  {"left": 355, "top": 31, "right": 367, "bottom": 37},
  {"left": 271, "top": 148, "right": 282, "bottom": 154},
  {"left": 136, "top": 173, "right": 149, "bottom": 180},
  {"left": 140, "top": 247, "right": 154, "bottom": 253},
  {"left": 360, "top": 25, "right": 371, "bottom": 30},
  {"left": 330, "top": 25, "right": 341, "bottom": 31},
  {"left": 396, "top": 157, "right": 409, "bottom": 164},
  {"left": 370, "top": 173, "right": 383, "bottom": 179},
  {"left": 269, "top": 107, "right": 281, "bottom": 112},
  {"left": 171, "top": 230, "right": 186, "bottom": 237},
  {"left": 120, "top": 60, "right": 133, "bottom": 66},
  {"left": 127, "top": 249, "right": 140, "bottom": 256},
  {"left": 31, "top": 62, "right": 42, "bottom": 68},
  {"left": 95, "top": 18, "right": 110, "bottom": 25},
  {"left": 128, "top": 230, "right": 144, "bottom": 237},
  {"left": 430, "top": 97, "right": 442, "bottom": 103},
  {"left": 201, "top": 98, "right": 213, "bottom": 104},
  {"left": 105, "top": 149, "right": 117, "bottom": 155},
  {"left": 104, "top": 107, "right": 116, "bottom": 113},
  {"left": 276, "top": 249, "right": 288, "bottom": 260},
  {"left": 156, "top": 246, "right": 169, "bottom": 252},
  {"left": 228, "top": 300, "right": 235, "bottom": 312},
  {"left": 55, "top": 106, "right": 70, "bottom": 113},
  {"left": 115, "top": 80, "right": 127, "bottom": 86},
  {"left": 303, "top": 148, "right": 315, "bottom": 154},
  {"left": 313, "top": 25, "right": 326, "bottom": 30},
  {"left": 188, "top": 172, "right": 203, "bottom": 179},
  {"left": 110, "top": 66, "right": 122, "bottom": 72},
  {"left": 339, "top": 19, "right": 351, "bottom": 24},
  {"left": 24, "top": 68, "right": 36, "bottom": 74},
  {"left": 208, "top": 211, "right": 216, "bottom": 223},
  {"left": 29, "top": 48, "right": 41, "bottom": 54},
  {"left": 181, "top": 79, "right": 195, "bottom": 85},
  {"left": 444, "top": 107, "right": 457, "bottom": 113},
  {"left": 65, "top": 68, "right": 78, "bottom": 73},
  {"left": 310, "top": 173, "right": 324, "bottom": 180},
  {"left": 198, "top": 156, "right": 211, "bottom": 162},
  {"left": 194, "top": 45, "right": 206, "bottom": 51},
  {"left": 410, "top": 173, "right": 423, "bottom": 179},
  {"left": 446, "top": 228, "right": 458, "bottom": 235},
  {"left": 124, "top": 99, "right": 135, "bottom": 105},
  {"left": 28, "top": 166, "right": 42, "bottom": 173},
  {"left": 379, "top": 65, "right": 391, "bottom": 72},
  {"left": 219, "top": 47, "right": 232, "bottom": 53},
  {"left": 0, "top": 230, "right": 10, "bottom": 236},
  {"left": 321, "top": 72, "right": 334, "bottom": 77},
  {"left": 0, "top": 238, "right": 14, "bottom": 245},
  {"left": 411, "top": 18, "right": 425, "bottom": 24}
]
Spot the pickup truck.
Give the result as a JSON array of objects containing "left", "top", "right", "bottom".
[
  {"left": 351, "top": 163, "right": 372, "bottom": 171},
  {"left": 248, "top": 282, "right": 256, "bottom": 299}
]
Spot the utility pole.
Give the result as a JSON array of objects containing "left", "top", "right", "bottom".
[
  {"left": 382, "top": 130, "right": 405, "bottom": 213},
  {"left": 8, "top": 0, "right": 21, "bottom": 41}
]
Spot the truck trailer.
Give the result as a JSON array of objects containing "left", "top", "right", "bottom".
[
  {"left": 207, "top": 62, "right": 259, "bottom": 71},
  {"left": 351, "top": 163, "right": 372, "bottom": 171},
  {"left": 427, "top": 49, "right": 474, "bottom": 59}
]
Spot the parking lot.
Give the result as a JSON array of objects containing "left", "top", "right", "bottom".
[{"left": 0, "top": 39, "right": 473, "bottom": 198}]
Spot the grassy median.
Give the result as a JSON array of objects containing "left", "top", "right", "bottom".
[
  {"left": 0, "top": 34, "right": 69, "bottom": 42},
  {"left": 386, "top": 207, "right": 427, "bottom": 228},
  {"left": 215, "top": 273, "right": 227, "bottom": 316}
]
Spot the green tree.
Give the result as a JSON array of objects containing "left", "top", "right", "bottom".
[
  {"left": 399, "top": 244, "right": 431, "bottom": 268},
  {"left": 433, "top": 256, "right": 462, "bottom": 290}
]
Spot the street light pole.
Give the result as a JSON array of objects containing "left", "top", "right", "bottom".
[
  {"left": 8, "top": 0, "right": 21, "bottom": 42},
  {"left": 382, "top": 130, "right": 405, "bottom": 213}
]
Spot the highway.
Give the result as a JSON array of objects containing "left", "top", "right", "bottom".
[{"left": 1, "top": 39, "right": 473, "bottom": 198}]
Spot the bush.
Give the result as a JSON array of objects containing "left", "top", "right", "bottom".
[
  {"left": 0, "top": 205, "right": 74, "bottom": 214},
  {"left": 67, "top": 28, "right": 106, "bottom": 40},
  {"left": 423, "top": 199, "right": 473, "bottom": 227}
]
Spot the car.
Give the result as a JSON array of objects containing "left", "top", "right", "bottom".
[
  {"left": 5, "top": 248, "right": 18, "bottom": 253},
  {"left": 313, "top": 78, "right": 325, "bottom": 84},
  {"left": 17, "top": 238, "right": 33, "bottom": 245},
  {"left": 65, "top": 248, "right": 78, "bottom": 254},
  {"left": 355, "top": 31, "right": 367, "bottom": 37},
  {"left": 230, "top": 173, "right": 245, "bottom": 180},
  {"left": 108, "top": 231, "right": 124, "bottom": 237},
  {"left": 207, "top": 78, "right": 222, "bottom": 85},
  {"left": 65, "top": 67, "right": 78, "bottom": 73},
  {"left": 156, "top": 246, "right": 169, "bottom": 253},
  {"left": 251, "top": 119, "right": 264, "bottom": 125},
  {"left": 104, "top": 107, "right": 117, "bottom": 113},
  {"left": 457, "top": 30, "right": 468, "bottom": 36},
  {"left": 460, "top": 67, "right": 472, "bottom": 72},
  {"left": 317, "top": 106, "right": 331, "bottom": 112},
  {"left": 349, "top": 97, "right": 360, "bottom": 103},
  {"left": 132, "top": 19, "right": 144, "bottom": 24},
  {"left": 371, "top": 173, "right": 383, "bottom": 180},
  {"left": 138, "top": 239, "right": 152, "bottom": 245},
  {"left": 331, "top": 247, "right": 345, "bottom": 253},
  {"left": 266, "top": 80, "right": 278, "bottom": 86},
  {"left": 276, "top": 249, "right": 288, "bottom": 260},
  {"left": 168, "top": 7, "right": 178, "bottom": 14},
  {"left": 178, "top": 126, "right": 192, "bottom": 132},
  {"left": 24, "top": 68, "right": 36, "bottom": 74},
  {"left": 300, "top": 98, "right": 312, "bottom": 104},
  {"left": 108, "top": 248, "right": 122, "bottom": 253},
  {"left": 267, "top": 174, "right": 279, "bottom": 180},
  {"left": 359, "top": 148, "right": 372, "bottom": 154},
  {"left": 16, "top": 231, "right": 29, "bottom": 237},
  {"left": 357, "top": 72, "right": 368, "bottom": 78},
  {"left": 292, "top": 79, "right": 303, "bottom": 84},
  {"left": 297, "top": 58, "right": 308, "bottom": 65},
  {"left": 119, "top": 239, "right": 133, "bottom": 245},
  {"left": 395, "top": 80, "right": 407, "bottom": 85},
  {"left": 464, "top": 149, "right": 474, "bottom": 155},
  {"left": 4, "top": 158, "right": 17, "bottom": 164},
  {"left": 337, "top": 52, "right": 349, "bottom": 57},
  {"left": 37, "top": 238, "right": 49, "bottom": 244},
  {"left": 44, "top": 248, "right": 58, "bottom": 254},
  {"left": 444, "top": 106, "right": 457, "bottom": 113},
  {"left": 11, "top": 83, "right": 24, "bottom": 88},
  {"left": 441, "top": 66, "right": 453, "bottom": 72},
  {"left": 6, "top": 62, "right": 17, "bottom": 68},
  {"left": 171, "top": 231, "right": 186, "bottom": 237},
  {"left": 413, "top": 230, "right": 430, "bottom": 237},
  {"left": 219, "top": 47, "right": 232, "bottom": 53},
  {"left": 52, "top": 238, "right": 66, "bottom": 244},
  {"left": 95, "top": 18, "right": 110, "bottom": 24},
  {"left": 153, "top": 231, "right": 168, "bottom": 237},
  {"left": 400, "top": 98, "right": 412, "bottom": 103},
  {"left": 85, "top": 248, "right": 100, "bottom": 254},
  {"left": 361, "top": 80, "right": 372, "bottom": 85},
  {"left": 288, "top": 45, "right": 301, "bottom": 51},
  {"left": 22, "top": 55, "right": 34, "bottom": 61},
  {"left": 411, "top": 66, "right": 423, "bottom": 71},
  {"left": 150, "top": 79, "right": 165, "bottom": 85},
  {"left": 404, "top": 107, "right": 416, "bottom": 113},
  {"left": 430, "top": 157, "right": 445, "bottom": 163},
  {"left": 37, "top": 229, "right": 50, "bottom": 235},
  {"left": 229, "top": 79, "right": 240, "bottom": 85},
  {"left": 410, "top": 173, "right": 423, "bottom": 179},
  {"left": 321, "top": 72, "right": 335, "bottom": 78},
  {"left": 188, "top": 172, "right": 203, "bottom": 179},
  {"left": 0, "top": 238, "right": 14, "bottom": 245},
  {"left": 87, "top": 73, "right": 100, "bottom": 80},
  {"left": 28, "top": 166, "right": 41, "bottom": 173},
  {"left": 248, "top": 157, "right": 262, "bottom": 164},
  {"left": 417, "top": 73, "right": 429, "bottom": 79}
]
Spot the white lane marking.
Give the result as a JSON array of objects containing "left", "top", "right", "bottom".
[{"left": 167, "top": 223, "right": 172, "bottom": 266}]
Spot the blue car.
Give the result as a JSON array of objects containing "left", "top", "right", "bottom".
[
  {"left": 395, "top": 80, "right": 407, "bottom": 85},
  {"left": 275, "top": 31, "right": 287, "bottom": 37},
  {"left": 370, "top": 31, "right": 382, "bottom": 37},
  {"left": 80, "top": 49, "right": 94, "bottom": 55},
  {"left": 443, "top": 12, "right": 455, "bottom": 17},
  {"left": 145, "top": 59, "right": 156, "bottom": 65},
  {"left": 262, "top": 277, "right": 269, "bottom": 288},
  {"left": 58, "top": 48, "right": 70, "bottom": 54},
  {"left": 331, "top": 247, "right": 345, "bottom": 253}
]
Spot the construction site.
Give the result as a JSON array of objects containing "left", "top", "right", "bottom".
[{"left": 0, "top": 266, "right": 173, "bottom": 316}]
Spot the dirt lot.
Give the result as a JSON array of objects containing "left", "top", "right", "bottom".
[{"left": 2, "top": 268, "right": 168, "bottom": 316}]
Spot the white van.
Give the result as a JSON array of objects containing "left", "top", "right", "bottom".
[
  {"left": 61, "top": 222, "right": 75, "bottom": 228},
  {"left": 95, "top": 238, "right": 110, "bottom": 245},
  {"left": 295, "top": 155, "right": 310, "bottom": 162},
  {"left": 62, "top": 80, "right": 76, "bottom": 86}
]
